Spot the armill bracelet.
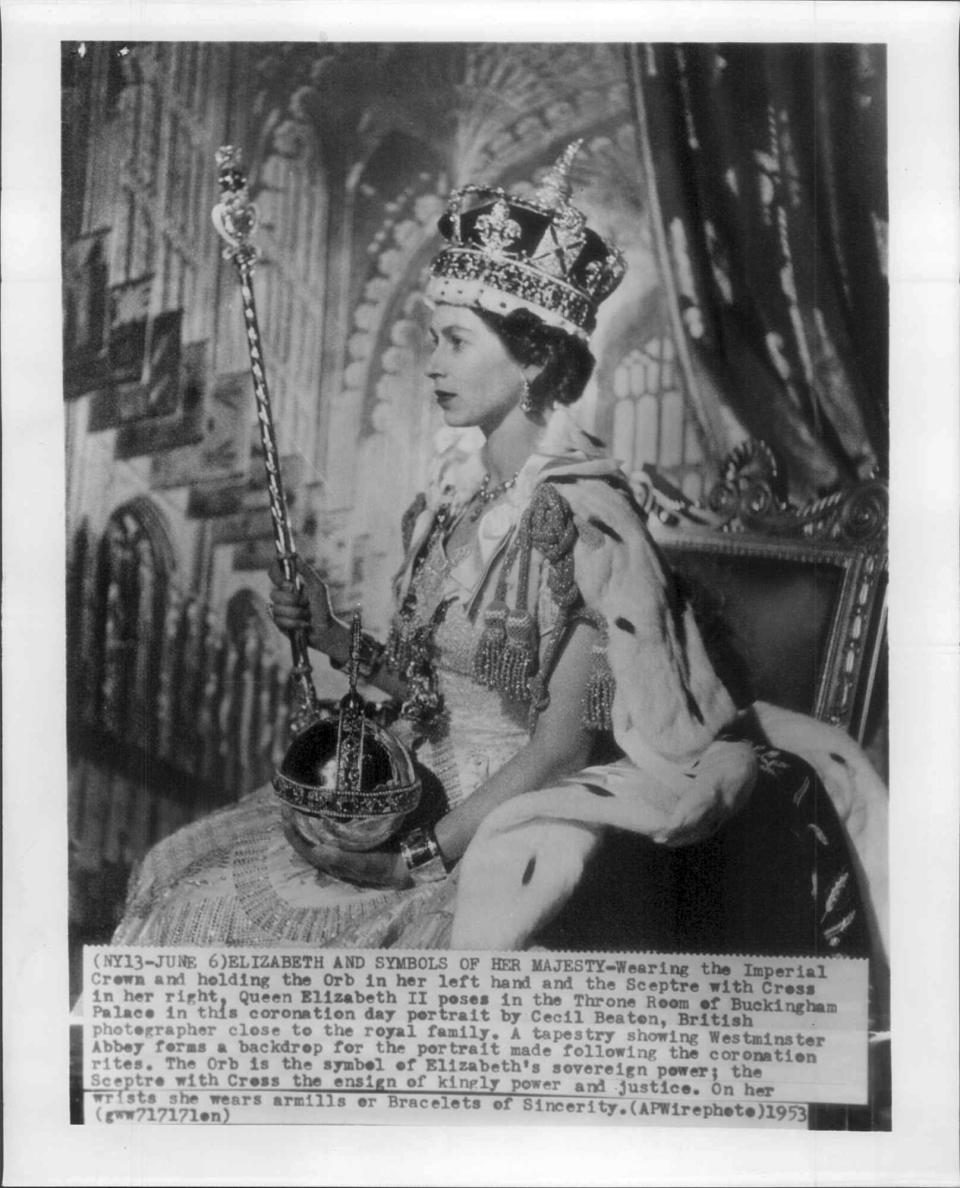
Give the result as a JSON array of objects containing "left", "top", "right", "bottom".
[{"left": 399, "top": 826, "right": 448, "bottom": 885}]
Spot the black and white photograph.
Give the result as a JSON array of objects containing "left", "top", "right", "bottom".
[{"left": 4, "top": 2, "right": 959, "bottom": 1184}]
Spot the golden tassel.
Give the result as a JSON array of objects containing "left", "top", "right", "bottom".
[
  {"left": 473, "top": 599, "right": 509, "bottom": 688},
  {"left": 583, "top": 638, "right": 615, "bottom": 731},
  {"left": 384, "top": 611, "right": 416, "bottom": 675},
  {"left": 498, "top": 609, "right": 538, "bottom": 700}
]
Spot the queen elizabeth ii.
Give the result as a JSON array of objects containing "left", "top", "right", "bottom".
[{"left": 115, "top": 145, "right": 886, "bottom": 959}]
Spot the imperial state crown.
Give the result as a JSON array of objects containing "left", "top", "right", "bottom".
[{"left": 426, "top": 141, "right": 626, "bottom": 339}]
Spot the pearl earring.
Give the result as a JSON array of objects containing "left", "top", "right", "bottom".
[{"left": 520, "top": 374, "right": 536, "bottom": 416}]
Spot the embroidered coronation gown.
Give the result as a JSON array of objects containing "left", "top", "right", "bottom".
[
  {"left": 114, "top": 410, "right": 878, "bottom": 959},
  {"left": 114, "top": 525, "right": 527, "bottom": 947}
]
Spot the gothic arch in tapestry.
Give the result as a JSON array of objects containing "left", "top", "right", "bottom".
[{"left": 68, "top": 496, "right": 178, "bottom": 751}]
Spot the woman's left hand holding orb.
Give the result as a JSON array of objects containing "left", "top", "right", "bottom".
[{"left": 281, "top": 808, "right": 412, "bottom": 888}]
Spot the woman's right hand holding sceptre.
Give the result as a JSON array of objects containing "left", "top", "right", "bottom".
[
  {"left": 268, "top": 558, "right": 350, "bottom": 666},
  {"left": 268, "top": 560, "right": 405, "bottom": 700}
]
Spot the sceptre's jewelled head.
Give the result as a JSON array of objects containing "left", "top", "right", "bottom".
[{"left": 212, "top": 145, "right": 260, "bottom": 255}]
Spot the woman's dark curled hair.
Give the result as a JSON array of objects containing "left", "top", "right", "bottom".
[{"left": 476, "top": 307, "right": 595, "bottom": 408}]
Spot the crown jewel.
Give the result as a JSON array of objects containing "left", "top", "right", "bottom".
[{"left": 427, "top": 142, "right": 625, "bottom": 339}]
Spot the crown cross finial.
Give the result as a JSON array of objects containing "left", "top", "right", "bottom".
[{"left": 535, "top": 139, "right": 584, "bottom": 210}]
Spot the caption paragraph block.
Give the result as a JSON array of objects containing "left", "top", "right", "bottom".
[{"left": 82, "top": 948, "right": 869, "bottom": 1127}]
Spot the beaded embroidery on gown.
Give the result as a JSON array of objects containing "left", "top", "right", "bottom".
[{"left": 113, "top": 532, "right": 531, "bottom": 948}]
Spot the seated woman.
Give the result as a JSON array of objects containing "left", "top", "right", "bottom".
[{"left": 114, "top": 146, "right": 887, "bottom": 962}]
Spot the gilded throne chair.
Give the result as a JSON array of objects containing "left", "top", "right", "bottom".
[{"left": 637, "top": 440, "right": 888, "bottom": 759}]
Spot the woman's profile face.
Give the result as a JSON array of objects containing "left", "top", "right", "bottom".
[{"left": 426, "top": 304, "right": 525, "bottom": 434}]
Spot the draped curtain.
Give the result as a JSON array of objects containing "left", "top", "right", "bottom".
[{"left": 629, "top": 43, "right": 888, "bottom": 498}]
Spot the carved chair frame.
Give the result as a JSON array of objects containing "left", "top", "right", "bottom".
[{"left": 635, "top": 441, "right": 888, "bottom": 744}]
